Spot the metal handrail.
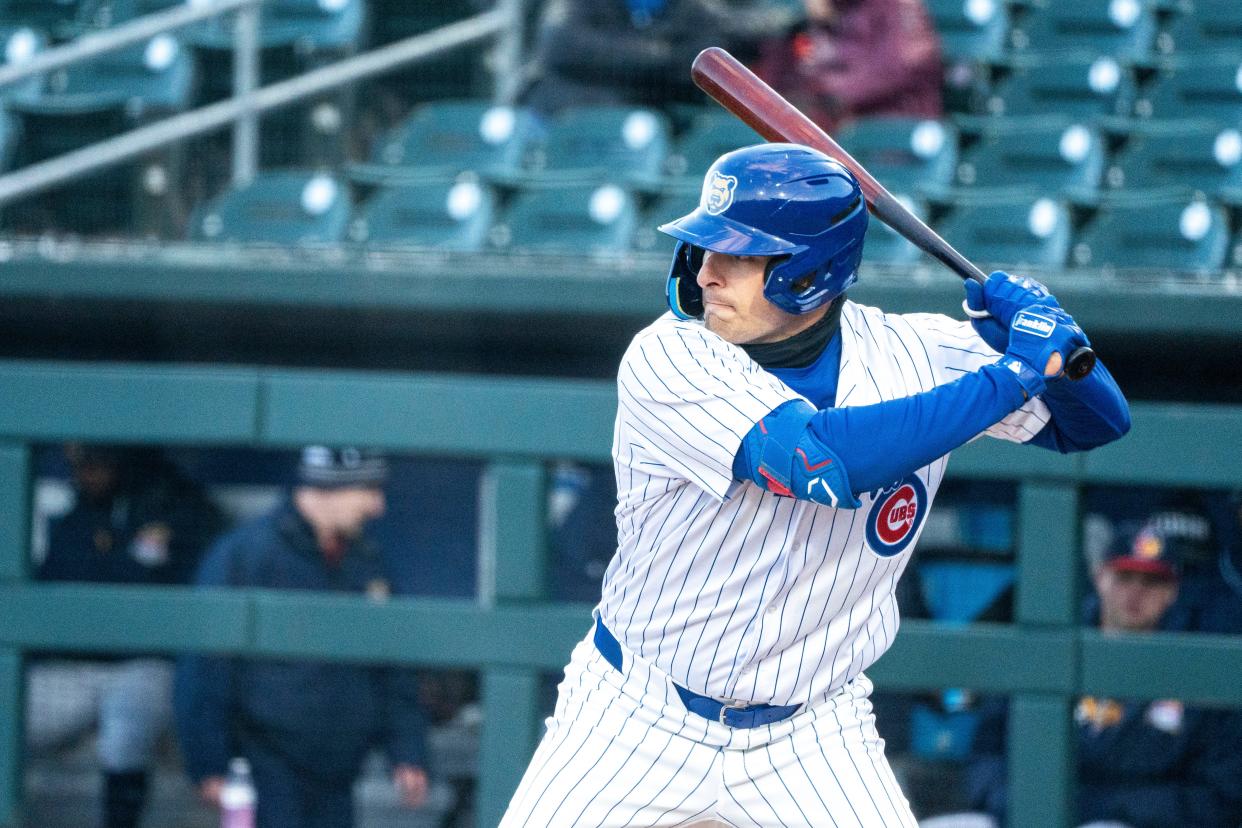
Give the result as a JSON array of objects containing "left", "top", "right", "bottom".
[
  {"left": 0, "top": 0, "right": 261, "bottom": 89},
  {"left": 0, "top": 7, "right": 513, "bottom": 206}
]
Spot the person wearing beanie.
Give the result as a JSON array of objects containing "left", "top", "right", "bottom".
[{"left": 174, "top": 447, "right": 430, "bottom": 828}]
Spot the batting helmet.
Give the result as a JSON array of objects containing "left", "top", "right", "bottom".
[{"left": 658, "top": 143, "right": 868, "bottom": 319}]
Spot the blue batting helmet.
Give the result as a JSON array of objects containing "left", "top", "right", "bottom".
[{"left": 658, "top": 143, "right": 868, "bottom": 318}]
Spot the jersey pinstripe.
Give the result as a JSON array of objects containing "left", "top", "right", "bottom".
[{"left": 599, "top": 301, "right": 1050, "bottom": 709}]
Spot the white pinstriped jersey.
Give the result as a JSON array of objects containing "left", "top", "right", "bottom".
[{"left": 600, "top": 300, "right": 1051, "bottom": 708}]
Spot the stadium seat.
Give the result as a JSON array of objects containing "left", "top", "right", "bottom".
[
  {"left": 0, "top": 25, "right": 46, "bottom": 106},
  {"left": 185, "top": 0, "right": 364, "bottom": 51},
  {"left": 518, "top": 106, "right": 672, "bottom": 190},
  {"left": 837, "top": 118, "right": 959, "bottom": 198},
  {"left": 5, "top": 35, "right": 194, "bottom": 234},
  {"left": 865, "top": 194, "right": 929, "bottom": 267},
  {"left": 1157, "top": 0, "right": 1242, "bottom": 57},
  {"left": 75, "top": 0, "right": 181, "bottom": 29},
  {"left": 349, "top": 100, "right": 541, "bottom": 184},
  {"left": 1071, "top": 194, "right": 1229, "bottom": 272},
  {"left": 1135, "top": 55, "right": 1242, "bottom": 124},
  {"left": 984, "top": 54, "right": 1137, "bottom": 121},
  {"left": 190, "top": 171, "right": 351, "bottom": 245},
  {"left": 633, "top": 187, "right": 701, "bottom": 254},
  {"left": 950, "top": 120, "right": 1106, "bottom": 201},
  {"left": 666, "top": 110, "right": 765, "bottom": 184},
  {"left": 350, "top": 178, "right": 497, "bottom": 252},
  {"left": 493, "top": 183, "right": 638, "bottom": 255},
  {"left": 1105, "top": 121, "right": 1242, "bottom": 199},
  {"left": 0, "top": 0, "right": 79, "bottom": 36},
  {"left": 937, "top": 195, "right": 1073, "bottom": 270},
  {"left": 926, "top": 0, "right": 1010, "bottom": 64},
  {"left": 1008, "top": 0, "right": 1158, "bottom": 62}
]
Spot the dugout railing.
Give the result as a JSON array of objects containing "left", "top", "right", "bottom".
[{"left": 1, "top": 361, "right": 1240, "bottom": 828}]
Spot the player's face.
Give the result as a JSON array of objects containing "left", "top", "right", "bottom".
[
  {"left": 696, "top": 250, "right": 824, "bottom": 345},
  {"left": 1093, "top": 566, "right": 1178, "bottom": 632},
  {"left": 323, "top": 487, "right": 387, "bottom": 539}
]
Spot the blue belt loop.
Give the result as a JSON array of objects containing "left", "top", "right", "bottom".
[{"left": 593, "top": 617, "right": 801, "bottom": 729}]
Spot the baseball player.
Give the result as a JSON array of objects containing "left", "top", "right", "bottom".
[{"left": 500, "top": 143, "right": 1130, "bottom": 827}]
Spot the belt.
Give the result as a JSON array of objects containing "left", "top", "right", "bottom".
[{"left": 593, "top": 618, "right": 802, "bottom": 729}]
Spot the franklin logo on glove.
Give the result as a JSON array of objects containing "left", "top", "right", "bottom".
[{"left": 1012, "top": 309, "right": 1057, "bottom": 338}]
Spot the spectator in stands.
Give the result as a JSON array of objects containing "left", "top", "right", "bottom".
[
  {"left": 754, "top": 0, "right": 943, "bottom": 134},
  {"left": 965, "top": 517, "right": 1242, "bottom": 827},
  {"left": 26, "top": 443, "right": 225, "bottom": 828},
  {"left": 520, "top": 0, "right": 732, "bottom": 116},
  {"left": 174, "top": 446, "right": 429, "bottom": 828}
]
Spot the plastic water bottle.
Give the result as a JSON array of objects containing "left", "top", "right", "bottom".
[{"left": 219, "top": 757, "right": 256, "bottom": 828}]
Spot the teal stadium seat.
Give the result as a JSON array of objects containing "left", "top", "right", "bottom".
[
  {"left": 985, "top": 54, "right": 1137, "bottom": 121},
  {"left": 349, "top": 101, "right": 540, "bottom": 184},
  {"left": 350, "top": 179, "right": 497, "bottom": 252},
  {"left": 1008, "top": 0, "right": 1158, "bottom": 62},
  {"left": 665, "top": 110, "right": 764, "bottom": 185},
  {"left": 1071, "top": 195, "right": 1229, "bottom": 273},
  {"left": 185, "top": 0, "right": 364, "bottom": 51},
  {"left": 495, "top": 183, "right": 638, "bottom": 255},
  {"left": 190, "top": 171, "right": 351, "bottom": 245},
  {"left": 6, "top": 34, "right": 194, "bottom": 234},
  {"left": 0, "top": 25, "right": 46, "bottom": 106},
  {"left": 864, "top": 194, "right": 928, "bottom": 267},
  {"left": 1158, "top": 0, "right": 1242, "bottom": 57},
  {"left": 836, "top": 118, "right": 959, "bottom": 198},
  {"left": 1135, "top": 55, "right": 1242, "bottom": 123},
  {"left": 937, "top": 195, "right": 1073, "bottom": 271},
  {"left": 634, "top": 188, "right": 701, "bottom": 254},
  {"left": 926, "top": 0, "right": 1011, "bottom": 113},
  {"left": 0, "top": 0, "right": 79, "bottom": 37},
  {"left": 1105, "top": 121, "right": 1242, "bottom": 200},
  {"left": 519, "top": 106, "right": 672, "bottom": 190},
  {"left": 75, "top": 0, "right": 182, "bottom": 29},
  {"left": 951, "top": 120, "right": 1106, "bottom": 202}
]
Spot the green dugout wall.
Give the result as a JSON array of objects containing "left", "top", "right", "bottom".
[{"left": 1, "top": 362, "right": 1241, "bottom": 828}]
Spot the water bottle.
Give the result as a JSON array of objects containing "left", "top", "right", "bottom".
[{"left": 219, "top": 756, "right": 256, "bottom": 828}]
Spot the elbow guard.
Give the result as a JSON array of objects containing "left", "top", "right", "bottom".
[{"left": 736, "top": 400, "right": 861, "bottom": 509}]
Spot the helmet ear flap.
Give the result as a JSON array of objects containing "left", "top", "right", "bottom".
[{"left": 666, "top": 241, "right": 705, "bottom": 320}]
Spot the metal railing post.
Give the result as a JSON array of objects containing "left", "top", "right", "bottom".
[
  {"left": 232, "top": 2, "right": 261, "bottom": 186},
  {"left": 493, "top": 0, "right": 526, "bottom": 105}
]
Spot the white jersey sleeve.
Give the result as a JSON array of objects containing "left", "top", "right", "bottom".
[
  {"left": 616, "top": 316, "right": 802, "bottom": 501},
  {"left": 904, "top": 312, "right": 1052, "bottom": 444}
]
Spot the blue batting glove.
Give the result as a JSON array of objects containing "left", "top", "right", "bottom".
[
  {"left": 999, "top": 303, "right": 1090, "bottom": 398},
  {"left": 964, "top": 271, "right": 1061, "bottom": 353}
]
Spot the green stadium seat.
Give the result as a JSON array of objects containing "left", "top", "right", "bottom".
[
  {"left": 519, "top": 106, "right": 672, "bottom": 190},
  {"left": 1071, "top": 194, "right": 1229, "bottom": 272},
  {"left": 1157, "top": 0, "right": 1242, "bottom": 58},
  {"left": 350, "top": 178, "right": 497, "bottom": 252},
  {"left": 494, "top": 183, "right": 638, "bottom": 255},
  {"left": 937, "top": 195, "right": 1073, "bottom": 271},
  {"left": 950, "top": 119, "right": 1106, "bottom": 202},
  {"left": 984, "top": 54, "right": 1137, "bottom": 121},
  {"left": 1135, "top": 56, "right": 1242, "bottom": 123},
  {"left": 190, "top": 171, "right": 351, "bottom": 245},
  {"left": 666, "top": 111, "right": 764, "bottom": 184},
  {"left": 349, "top": 100, "right": 541, "bottom": 184},
  {"left": 927, "top": 0, "right": 1010, "bottom": 63},
  {"left": 836, "top": 117, "right": 959, "bottom": 198},
  {"left": 1008, "top": 0, "right": 1158, "bottom": 62},
  {"left": 864, "top": 194, "right": 928, "bottom": 267},
  {"left": 1105, "top": 121, "right": 1242, "bottom": 199}
]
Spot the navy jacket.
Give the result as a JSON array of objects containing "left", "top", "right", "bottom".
[{"left": 174, "top": 501, "right": 426, "bottom": 783}]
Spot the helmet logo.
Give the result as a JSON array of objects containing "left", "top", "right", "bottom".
[{"left": 702, "top": 171, "right": 738, "bottom": 215}]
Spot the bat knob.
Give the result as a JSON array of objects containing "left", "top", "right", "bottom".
[{"left": 1065, "top": 346, "right": 1096, "bottom": 381}]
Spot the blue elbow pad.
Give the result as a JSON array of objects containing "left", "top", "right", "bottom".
[{"left": 734, "top": 400, "right": 861, "bottom": 509}]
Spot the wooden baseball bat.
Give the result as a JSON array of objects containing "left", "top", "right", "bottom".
[{"left": 690, "top": 46, "right": 1096, "bottom": 381}]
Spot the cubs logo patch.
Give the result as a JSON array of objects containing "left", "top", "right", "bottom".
[
  {"left": 865, "top": 474, "right": 928, "bottom": 557},
  {"left": 703, "top": 171, "right": 738, "bottom": 215}
]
